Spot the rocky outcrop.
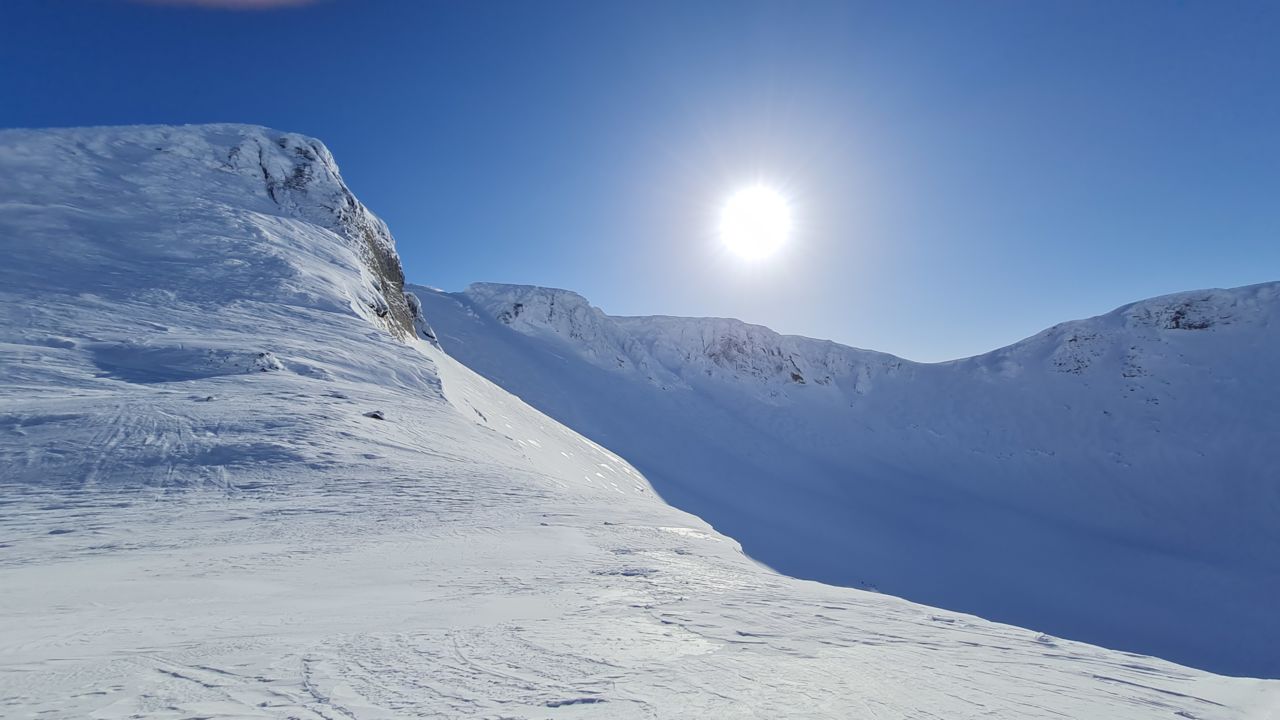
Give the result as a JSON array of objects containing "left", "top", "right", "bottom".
[{"left": 228, "top": 130, "right": 418, "bottom": 340}]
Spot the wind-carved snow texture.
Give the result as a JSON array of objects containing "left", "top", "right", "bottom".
[
  {"left": 414, "top": 281, "right": 1280, "bottom": 679},
  {"left": 230, "top": 128, "right": 418, "bottom": 340},
  {"left": 1, "top": 126, "right": 1278, "bottom": 719}
]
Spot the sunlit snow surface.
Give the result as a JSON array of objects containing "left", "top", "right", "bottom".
[{"left": 1, "top": 125, "right": 1277, "bottom": 719}]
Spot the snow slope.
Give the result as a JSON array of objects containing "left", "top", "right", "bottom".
[
  {"left": 1, "top": 125, "right": 1277, "bottom": 719},
  {"left": 411, "top": 281, "right": 1280, "bottom": 678}
]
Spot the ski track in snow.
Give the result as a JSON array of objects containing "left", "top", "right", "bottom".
[{"left": 0, "top": 125, "right": 1277, "bottom": 719}]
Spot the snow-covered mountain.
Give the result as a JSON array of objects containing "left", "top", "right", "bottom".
[
  {"left": 411, "top": 280, "right": 1280, "bottom": 678},
  {"left": 1, "top": 125, "right": 1277, "bottom": 719}
]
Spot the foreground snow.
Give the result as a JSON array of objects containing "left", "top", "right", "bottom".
[
  {"left": 412, "top": 281, "right": 1280, "bottom": 677},
  {"left": 1, "top": 125, "right": 1277, "bottom": 718}
]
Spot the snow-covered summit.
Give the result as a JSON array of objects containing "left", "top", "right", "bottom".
[
  {"left": 0, "top": 123, "right": 441, "bottom": 484},
  {"left": 1118, "top": 282, "right": 1278, "bottom": 331},
  {"left": 966, "top": 281, "right": 1280, "bottom": 378},
  {"left": 1, "top": 123, "right": 420, "bottom": 340}
]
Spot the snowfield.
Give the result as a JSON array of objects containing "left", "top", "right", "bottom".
[
  {"left": 411, "top": 279, "right": 1280, "bottom": 678},
  {"left": 1, "top": 124, "right": 1277, "bottom": 719}
]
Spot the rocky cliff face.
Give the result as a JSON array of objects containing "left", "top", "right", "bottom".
[{"left": 224, "top": 128, "right": 419, "bottom": 340}]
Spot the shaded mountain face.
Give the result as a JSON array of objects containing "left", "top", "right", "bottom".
[
  {"left": 412, "top": 280, "right": 1280, "bottom": 677},
  {"left": 2, "top": 124, "right": 1277, "bottom": 718}
]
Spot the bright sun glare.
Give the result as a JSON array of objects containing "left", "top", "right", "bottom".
[{"left": 719, "top": 185, "right": 792, "bottom": 260}]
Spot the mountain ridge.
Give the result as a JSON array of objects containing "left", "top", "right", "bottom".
[
  {"left": 462, "top": 278, "right": 1279, "bottom": 366},
  {"left": 414, "top": 277, "right": 1280, "bottom": 676}
]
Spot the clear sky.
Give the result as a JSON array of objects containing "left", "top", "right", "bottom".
[{"left": 3, "top": 1, "right": 1277, "bottom": 361}]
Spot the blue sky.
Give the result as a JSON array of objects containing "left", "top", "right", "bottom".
[{"left": 2, "top": 0, "right": 1277, "bottom": 361}]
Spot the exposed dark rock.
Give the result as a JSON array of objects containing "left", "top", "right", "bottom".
[
  {"left": 1165, "top": 304, "right": 1213, "bottom": 330},
  {"left": 251, "top": 133, "right": 419, "bottom": 342},
  {"left": 404, "top": 291, "right": 438, "bottom": 345}
]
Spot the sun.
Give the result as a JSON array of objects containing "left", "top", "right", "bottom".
[{"left": 719, "top": 185, "right": 792, "bottom": 260}]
